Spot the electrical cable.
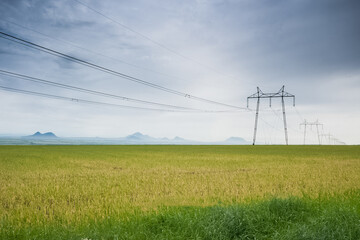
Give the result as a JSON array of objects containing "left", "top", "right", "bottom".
[
  {"left": 0, "top": 84, "right": 244, "bottom": 113},
  {"left": 0, "top": 85, "right": 242, "bottom": 113},
  {"left": 0, "top": 69, "right": 206, "bottom": 111},
  {"left": 0, "top": 85, "right": 179, "bottom": 112},
  {"left": 72, "top": 0, "right": 239, "bottom": 81},
  {"left": 0, "top": 31, "right": 247, "bottom": 110},
  {"left": 0, "top": 18, "right": 192, "bottom": 84},
  {"left": 294, "top": 106, "right": 304, "bottom": 121}
]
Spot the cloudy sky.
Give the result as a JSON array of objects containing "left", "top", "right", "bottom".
[{"left": 0, "top": 0, "right": 359, "bottom": 144}]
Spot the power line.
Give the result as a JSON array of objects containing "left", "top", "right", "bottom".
[
  {"left": 0, "top": 18, "right": 191, "bottom": 84},
  {"left": 258, "top": 116, "right": 283, "bottom": 133},
  {"left": 0, "top": 85, "right": 241, "bottom": 113},
  {"left": 72, "top": 0, "right": 234, "bottom": 79},
  {"left": 0, "top": 31, "right": 247, "bottom": 110},
  {"left": 0, "top": 85, "right": 179, "bottom": 112},
  {"left": 294, "top": 106, "right": 304, "bottom": 121},
  {"left": 0, "top": 69, "right": 204, "bottom": 111},
  {"left": 0, "top": 32, "right": 185, "bottom": 95}
]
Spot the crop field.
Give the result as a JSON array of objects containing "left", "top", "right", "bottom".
[{"left": 1, "top": 145, "right": 360, "bottom": 239}]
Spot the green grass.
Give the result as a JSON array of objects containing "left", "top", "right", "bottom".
[
  {"left": 1, "top": 145, "right": 360, "bottom": 239},
  {"left": 2, "top": 196, "right": 360, "bottom": 239}
]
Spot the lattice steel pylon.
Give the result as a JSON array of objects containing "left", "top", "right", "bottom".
[
  {"left": 300, "top": 120, "right": 323, "bottom": 145},
  {"left": 247, "top": 86, "right": 295, "bottom": 145},
  {"left": 320, "top": 133, "right": 333, "bottom": 145}
]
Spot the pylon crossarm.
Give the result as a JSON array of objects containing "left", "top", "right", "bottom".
[{"left": 248, "top": 93, "right": 294, "bottom": 99}]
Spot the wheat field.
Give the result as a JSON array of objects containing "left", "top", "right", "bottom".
[{"left": 1, "top": 145, "right": 359, "bottom": 239}]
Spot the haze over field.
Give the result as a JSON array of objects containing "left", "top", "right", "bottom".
[
  {"left": 0, "top": 0, "right": 359, "bottom": 144},
  {"left": 0, "top": 131, "right": 251, "bottom": 145}
]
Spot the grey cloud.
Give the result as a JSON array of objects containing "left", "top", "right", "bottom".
[
  {"left": 219, "top": 0, "right": 360, "bottom": 81},
  {"left": 0, "top": 0, "right": 359, "bottom": 143},
  {"left": 50, "top": 20, "right": 95, "bottom": 29}
]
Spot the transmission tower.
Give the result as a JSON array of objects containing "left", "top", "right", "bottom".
[
  {"left": 332, "top": 138, "right": 346, "bottom": 145},
  {"left": 300, "top": 120, "right": 323, "bottom": 145},
  {"left": 320, "top": 133, "right": 332, "bottom": 145},
  {"left": 320, "top": 133, "right": 346, "bottom": 145},
  {"left": 247, "top": 86, "right": 295, "bottom": 145}
]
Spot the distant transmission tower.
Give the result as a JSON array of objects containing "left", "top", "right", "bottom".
[
  {"left": 320, "top": 133, "right": 332, "bottom": 145},
  {"left": 332, "top": 137, "right": 346, "bottom": 145},
  {"left": 300, "top": 120, "right": 323, "bottom": 145},
  {"left": 247, "top": 86, "right": 295, "bottom": 145},
  {"left": 319, "top": 133, "right": 345, "bottom": 145}
]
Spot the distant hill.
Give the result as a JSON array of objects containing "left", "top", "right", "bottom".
[
  {"left": 223, "top": 137, "right": 251, "bottom": 145},
  {"left": 123, "top": 132, "right": 194, "bottom": 144},
  {"left": 1, "top": 131, "right": 251, "bottom": 145},
  {"left": 125, "top": 132, "right": 154, "bottom": 142},
  {"left": 172, "top": 136, "right": 189, "bottom": 143},
  {"left": 25, "top": 132, "right": 58, "bottom": 138}
]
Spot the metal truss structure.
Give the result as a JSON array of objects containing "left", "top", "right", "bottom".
[
  {"left": 247, "top": 86, "right": 295, "bottom": 145},
  {"left": 300, "top": 120, "right": 323, "bottom": 145}
]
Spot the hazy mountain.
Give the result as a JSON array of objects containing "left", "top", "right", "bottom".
[
  {"left": 224, "top": 137, "right": 250, "bottom": 144},
  {"left": 125, "top": 132, "right": 155, "bottom": 141},
  {"left": 0, "top": 131, "right": 250, "bottom": 145},
  {"left": 124, "top": 132, "right": 196, "bottom": 144},
  {"left": 172, "top": 136, "right": 190, "bottom": 143},
  {"left": 173, "top": 136, "right": 185, "bottom": 141},
  {"left": 25, "top": 132, "right": 58, "bottom": 138}
]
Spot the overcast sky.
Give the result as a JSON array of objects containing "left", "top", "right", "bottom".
[{"left": 0, "top": 0, "right": 359, "bottom": 144}]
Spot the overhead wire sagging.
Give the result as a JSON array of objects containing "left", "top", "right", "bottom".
[
  {"left": 0, "top": 18, "right": 192, "bottom": 84},
  {"left": 0, "top": 85, "right": 224, "bottom": 113},
  {"left": 0, "top": 69, "right": 204, "bottom": 111},
  {"left": 72, "top": 0, "right": 235, "bottom": 79},
  {"left": 0, "top": 85, "right": 245, "bottom": 113},
  {"left": 0, "top": 31, "right": 247, "bottom": 110}
]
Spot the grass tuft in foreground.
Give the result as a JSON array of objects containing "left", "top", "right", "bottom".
[{"left": 2, "top": 196, "right": 360, "bottom": 240}]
